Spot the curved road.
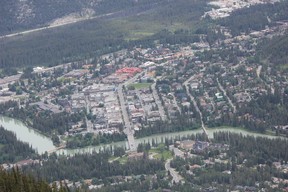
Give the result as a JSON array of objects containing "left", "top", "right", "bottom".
[{"left": 165, "top": 158, "right": 183, "bottom": 184}]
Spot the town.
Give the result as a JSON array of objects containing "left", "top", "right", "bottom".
[
  {"left": 0, "top": 15, "right": 288, "bottom": 148},
  {"left": 1, "top": 0, "right": 288, "bottom": 190}
]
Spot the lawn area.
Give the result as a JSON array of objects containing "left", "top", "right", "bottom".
[
  {"left": 129, "top": 83, "right": 152, "bottom": 89},
  {"left": 149, "top": 144, "right": 173, "bottom": 161},
  {"left": 153, "top": 150, "right": 173, "bottom": 160}
]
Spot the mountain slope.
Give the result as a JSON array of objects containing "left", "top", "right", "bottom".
[
  {"left": 0, "top": 0, "right": 209, "bottom": 68},
  {"left": 259, "top": 33, "right": 288, "bottom": 67},
  {"left": 0, "top": 0, "right": 162, "bottom": 36},
  {"left": 0, "top": 0, "right": 84, "bottom": 35}
]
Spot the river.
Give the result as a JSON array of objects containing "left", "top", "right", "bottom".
[
  {"left": 0, "top": 116, "right": 55, "bottom": 154},
  {"left": 0, "top": 116, "right": 286, "bottom": 155}
]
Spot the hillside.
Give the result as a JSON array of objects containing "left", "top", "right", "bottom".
[
  {"left": 0, "top": 0, "right": 163, "bottom": 36},
  {"left": 258, "top": 33, "right": 288, "bottom": 68},
  {"left": 0, "top": 167, "right": 68, "bottom": 192},
  {"left": 0, "top": 0, "right": 210, "bottom": 69}
]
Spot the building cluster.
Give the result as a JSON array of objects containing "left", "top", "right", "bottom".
[
  {"left": 204, "top": 0, "right": 280, "bottom": 19},
  {"left": 0, "top": 7, "right": 287, "bottom": 144}
]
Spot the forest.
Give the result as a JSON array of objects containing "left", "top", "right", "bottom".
[
  {"left": 23, "top": 151, "right": 164, "bottom": 183},
  {"left": 219, "top": 0, "right": 288, "bottom": 36},
  {"left": 0, "top": 0, "right": 165, "bottom": 35},
  {"left": 0, "top": 0, "right": 210, "bottom": 70},
  {"left": 0, "top": 101, "right": 83, "bottom": 136},
  {"left": 135, "top": 114, "right": 200, "bottom": 138},
  {"left": 65, "top": 132, "right": 127, "bottom": 149},
  {"left": 170, "top": 132, "right": 288, "bottom": 191},
  {"left": 0, "top": 167, "right": 70, "bottom": 192},
  {"left": 258, "top": 33, "right": 288, "bottom": 66},
  {"left": 0, "top": 127, "right": 37, "bottom": 164}
]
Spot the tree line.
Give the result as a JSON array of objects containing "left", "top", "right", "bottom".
[
  {"left": 23, "top": 151, "right": 164, "bottom": 183},
  {"left": 170, "top": 132, "right": 288, "bottom": 191},
  {"left": 66, "top": 132, "right": 127, "bottom": 149}
]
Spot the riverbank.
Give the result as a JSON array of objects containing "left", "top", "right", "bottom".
[
  {"left": 0, "top": 115, "right": 287, "bottom": 156},
  {"left": 0, "top": 116, "right": 55, "bottom": 154}
]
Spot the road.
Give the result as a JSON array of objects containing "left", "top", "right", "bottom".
[
  {"left": 165, "top": 158, "right": 183, "bottom": 184},
  {"left": 216, "top": 78, "right": 237, "bottom": 113},
  {"left": 183, "top": 77, "right": 210, "bottom": 141},
  {"left": 117, "top": 71, "right": 145, "bottom": 151},
  {"left": 172, "top": 94, "right": 181, "bottom": 114},
  {"left": 256, "top": 65, "right": 275, "bottom": 94},
  {"left": 0, "top": 74, "right": 21, "bottom": 86},
  {"left": 151, "top": 83, "right": 167, "bottom": 121},
  {"left": 256, "top": 65, "right": 262, "bottom": 78},
  {"left": 0, "top": 11, "right": 123, "bottom": 40},
  {"left": 0, "top": 2, "right": 161, "bottom": 40},
  {"left": 117, "top": 83, "right": 136, "bottom": 151}
]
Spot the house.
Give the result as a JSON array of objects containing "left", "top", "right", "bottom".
[
  {"left": 193, "top": 141, "right": 209, "bottom": 152},
  {"left": 179, "top": 140, "right": 195, "bottom": 151}
]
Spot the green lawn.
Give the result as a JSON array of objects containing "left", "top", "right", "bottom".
[
  {"left": 149, "top": 144, "right": 173, "bottom": 161},
  {"left": 153, "top": 150, "right": 173, "bottom": 160},
  {"left": 129, "top": 83, "right": 152, "bottom": 89}
]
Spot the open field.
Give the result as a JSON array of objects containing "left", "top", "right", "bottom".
[{"left": 129, "top": 83, "right": 152, "bottom": 89}]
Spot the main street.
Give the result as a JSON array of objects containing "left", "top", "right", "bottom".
[{"left": 117, "top": 71, "right": 145, "bottom": 151}]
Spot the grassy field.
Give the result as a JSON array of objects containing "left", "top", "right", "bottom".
[
  {"left": 129, "top": 83, "right": 152, "bottom": 89},
  {"left": 149, "top": 144, "right": 173, "bottom": 161}
]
